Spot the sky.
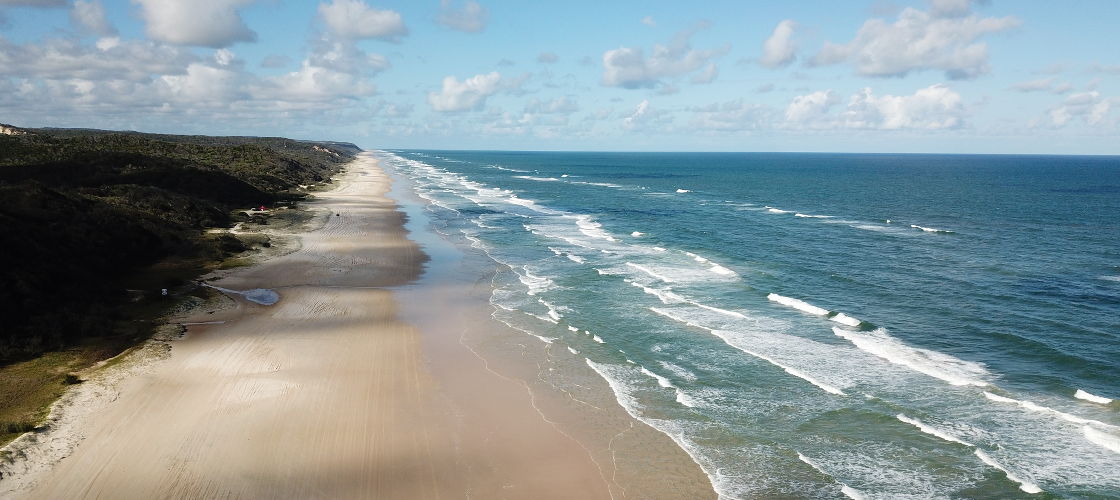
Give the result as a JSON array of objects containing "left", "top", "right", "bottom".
[{"left": 1, "top": 0, "right": 1118, "bottom": 153}]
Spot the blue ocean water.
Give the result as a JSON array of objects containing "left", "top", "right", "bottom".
[{"left": 381, "top": 150, "right": 1120, "bottom": 499}]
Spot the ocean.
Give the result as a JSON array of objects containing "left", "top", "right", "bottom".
[{"left": 379, "top": 150, "right": 1120, "bottom": 499}]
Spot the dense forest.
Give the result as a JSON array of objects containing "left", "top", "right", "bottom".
[{"left": 0, "top": 124, "right": 359, "bottom": 362}]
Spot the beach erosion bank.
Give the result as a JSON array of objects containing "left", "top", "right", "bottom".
[{"left": 2, "top": 152, "right": 713, "bottom": 499}]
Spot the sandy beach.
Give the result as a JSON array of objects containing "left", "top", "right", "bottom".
[{"left": 2, "top": 153, "right": 713, "bottom": 499}]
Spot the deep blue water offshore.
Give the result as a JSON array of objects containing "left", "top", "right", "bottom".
[{"left": 381, "top": 150, "right": 1120, "bottom": 499}]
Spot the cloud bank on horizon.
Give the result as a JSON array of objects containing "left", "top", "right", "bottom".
[{"left": 0, "top": 0, "right": 1116, "bottom": 153}]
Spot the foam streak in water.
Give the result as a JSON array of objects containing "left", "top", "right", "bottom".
[
  {"left": 768, "top": 293, "right": 829, "bottom": 316},
  {"left": 1083, "top": 426, "right": 1120, "bottom": 454},
  {"left": 796, "top": 453, "right": 865, "bottom": 500},
  {"left": 1075, "top": 389, "right": 1113, "bottom": 404},
  {"left": 833, "top": 327, "right": 989, "bottom": 387},
  {"left": 896, "top": 414, "right": 973, "bottom": 447},
  {"left": 974, "top": 450, "right": 1042, "bottom": 494}
]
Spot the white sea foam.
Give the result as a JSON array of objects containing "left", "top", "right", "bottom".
[
  {"left": 688, "top": 301, "right": 748, "bottom": 319},
  {"left": 794, "top": 213, "right": 833, "bottom": 218},
  {"left": 766, "top": 207, "right": 792, "bottom": 214},
  {"left": 566, "top": 254, "right": 585, "bottom": 264},
  {"left": 631, "top": 231, "right": 644, "bottom": 237},
  {"left": 708, "top": 264, "right": 736, "bottom": 276},
  {"left": 513, "top": 175, "right": 561, "bottom": 182},
  {"left": 567, "top": 325, "right": 579, "bottom": 332},
  {"left": 659, "top": 361, "right": 698, "bottom": 382},
  {"left": 829, "top": 313, "right": 862, "bottom": 327},
  {"left": 626, "top": 262, "right": 676, "bottom": 282},
  {"left": 1075, "top": 389, "right": 1113, "bottom": 404},
  {"left": 832, "top": 327, "right": 989, "bottom": 387},
  {"left": 517, "top": 268, "right": 554, "bottom": 295},
  {"left": 974, "top": 450, "right": 1043, "bottom": 494},
  {"left": 982, "top": 392, "right": 1116, "bottom": 428},
  {"left": 538, "top": 299, "right": 563, "bottom": 321},
  {"left": 592, "top": 335, "right": 605, "bottom": 343},
  {"left": 675, "top": 390, "right": 698, "bottom": 407},
  {"left": 584, "top": 360, "right": 729, "bottom": 498},
  {"left": 645, "top": 306, "right": 847, "bottom": 395},
  {"left": 630, "top": 282, "right": 686, "bottom": 304},
  {"left": 911, "top": 224, "right": 955, "bottom": 234},
  {"left": 676, "top": 189, "right": 690, "bottom": 193},
  {"left": 567, "top": 346, "right": 579, "bottom": 355},
  {"left": 684, "top": 251, "right": 709, "bottom": 263},
  {"left": 640, "top": 367, "right": 673, "bottom": 388},
  {"left": 651, "top": 247, "right": 667, "bottom": 252},
  {"left": 768, "top": 293, "right": 830, "bottom": 316},
  {"left": 1083, "top": 426, "right": 1120, "bottom": 454},
  {"left": 797, "top": 453, "right": 865, "bottom": 500},
  {"left": 896, "top": 414, "right": 974, "bottom": 447},
  {"left": 571, "top": 214, "right": 617, "bottom": 241}
]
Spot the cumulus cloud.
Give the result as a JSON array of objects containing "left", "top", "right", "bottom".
[
  {"left": 318, "top": 0, "right": 407, "bottom": 41},
  {"left": 133, "top": 0, "right": 257, "bottom": 48},
  {"left": 785, "top": 84, "right": 967, "bottom": 129},
  {"left": 758, "top": 20, "right": 796, "bottom": 68},
  {"left": 1047, "top": 91, "right": 1114, "bottom": 127},
  {"left": 602, "top": 22, "right": 729, "bottom": 89},
  {"left": 437, "top": 0, "right": 488, "bottom": 33},
  {"left": 809, "top": 3, "right": 1018, "bottom": 79},
  {"left": 641, "top": 16, "right": 656, "bottom": 27},
  {"left": 306, "top": 36, "right": 390, "bottom": 75},
  {"left": 70, "top": 0, "right": 116, "bottom": 36},
  {"left": 428, "top": 72, "right": 501, "bottom": 112},
  {"left": 0, "top": 35, "right": 197, "bottom": 81},
  {"left": 537, "top": 52, "right": 558, "bottom": 64}
]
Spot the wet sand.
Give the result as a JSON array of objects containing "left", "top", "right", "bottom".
[{"left": 8, "top": 153, "right": 714, "bottom": 499}]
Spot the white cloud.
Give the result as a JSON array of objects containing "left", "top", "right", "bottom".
[
  {"left": 623, "top": 99, "right": 652, "bottom": 129},
  {"left": 0, "top": 35, "right": 198, "bottom": 81},
  {"left": 132, "top": 0, "right": 257, "bottom": 48},
  {"left": 1010, "top": 77, "right": 1072, "bottom": 94},
  {"left": 428, "top": 72, "right": 501, "bottom": 112},
  {"left": 306, "top": 37, "right": 390, "bottom": 76},
  {"left": 690, "top": 63, "right": 718, "bottom": 84},
  {"left": 641, "top": 16, "right": 656, "bottom": 27},
  {"left": 523, "top": 96, "right": 578, "bottom": 114},
  {"left": 0, "top": 0, "right": 67, "bottom": 6},
  {"left": 1047, "top": 92, "right": 1114, "bottom": 127},
  {"left": 785, "top": 90, "right": 840, "bottom": 126},
  {"left": 602, "top": 22, "right": 729, "bottom": 89},
  {"left": 437, "top": 0, "right": 488, "bottom": 33},
  {"left": 689, "top": 100, "right": 772, "bottom": 131},
  {"left": 758, "top": 20, "right": 796, "bottom": 68},
  {"left": 318, "top": 0, "right": 407, "bottom": 41},
  {"left": 810, "top": 4, "right": 1018, "bottom": 79},
  {"left": 71, "top": 0, "right": 116, "bottom": 36},
  {"left": 537, "top": 52, "right": 558, "bottom": 64},
  {"left": 928, "top": 0, "right": 973, "bottom": 18},
  {"left": 786, "top": 84, "right": 966, "bottom": 130}
]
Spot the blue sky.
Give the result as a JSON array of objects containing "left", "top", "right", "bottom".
[{"left": 1, "top": 0, "right": 1117, "bottom": 153}]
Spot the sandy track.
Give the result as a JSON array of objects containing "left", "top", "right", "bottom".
[{"left": 13, "top": 153, "right": 615, "bottom": 499}]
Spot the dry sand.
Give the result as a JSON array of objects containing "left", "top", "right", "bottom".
[{"left": 2, "top": 153, "right": 714, "bottom": 499}]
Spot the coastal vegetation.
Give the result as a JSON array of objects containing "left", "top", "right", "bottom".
[{"left": 0, "top": 124, "right": 357, "bottom": 444}]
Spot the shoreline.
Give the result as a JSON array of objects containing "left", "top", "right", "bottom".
[{"left": 2, "top": 152, "right": 714, "bottom": 498}]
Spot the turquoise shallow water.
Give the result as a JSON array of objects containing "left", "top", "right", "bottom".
[{"left": 380, "top": 150, "right": 1120, "bottom": 499}]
